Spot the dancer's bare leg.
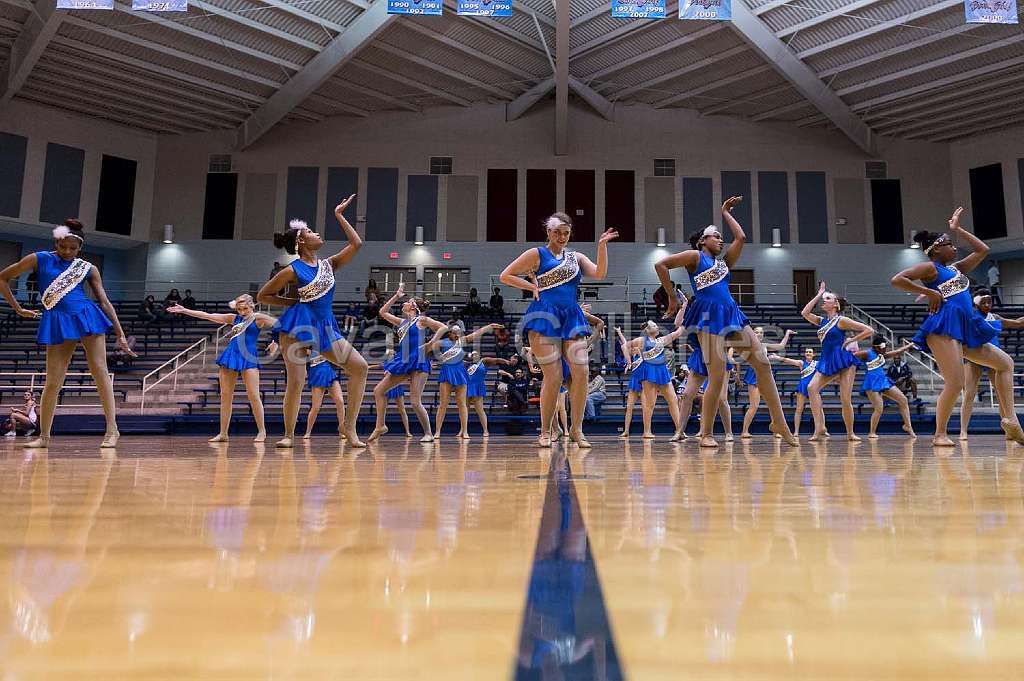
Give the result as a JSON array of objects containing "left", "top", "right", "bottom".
[
  {"left": 641, "top": 383, "right": 658, "bottom": 439},
  {"left": 621, "top": 390, "right": 639, "bottom": 438},
  {"left": 736, "top": 326, "right": 798, "bottom": 445},
  {"left": 81, "top": 334, "right": 120, "bottom": 447},
  {"left": 329, "top": 382, "right": 347, "bottom": 437},
  {"left": 697, "top": 331, "right": 726, "bottom": 448},
  {"left": 793, "top": 394, "right": 806, "bottom": 437},
  {"left": 741, "top": 384, "right": 760, "bottom": 438},
  {"left": 322, "top": 337, "right": 367, "bottom": 447},
  {"left": 678, "top": 373, "right": 705, "bottom": 438},
  {"left": 397, "top": 396, "right": 412, "bottom": 436},
  {"left": 564, "top": 337, "right": 591, "bottom": 448},
  {"left": 470, "top": 396, "right": 488, "bottom": 437},
  {"left": 304, "top": 387, "right": 326, "bottom": 439},
  {"left": 963, "top": 342, "right": 1024, "bottom": 445},
  {"left": 807, "top": 373, "right": 829, "bottom": 442},
  {"left": 718, "top": 379, "right": 733, "bottom": 441},
  {"left": 276, "top": 335, "right": 307, "bottom": 448},
  {"left": 26, "top": 341, "right": 75, "bottom": 448},
  {"left": 662, "top": 384, "right": 684, "bottom": 440},
  {"left": 368, "top": 373, "right": 406, "bottom": 441},
  {"left": 867, "top": 391, "right": 884, "bottom": 439},
  {"left": 210, "top": 367, "right": 238, "bottom": 443},
  {"left": 959, "top": 361, "right": 983, "bottom": 440},
  {"left": 838, "top": 366, "right": 860, "bottom": 441},
  {"left": 241, "top": 368, "right": 266, "bottom": 442},
  {"left": 529, "top": 331, "right": 563, "bottom": 448},
  {"left": 927, "top": 335, "right": 966, "bottom": 446},
  {"left": 408, "top": 371, "right": 433, "bottom": 442},
  {"left": 434, "top": 382, "right": 452, "bottom": 439},
  {"left": 884, "top": 386, "right": 915, "bottom": 438},
  {"left": 455, "top": 385, "right": 469, "bottom": 438}
]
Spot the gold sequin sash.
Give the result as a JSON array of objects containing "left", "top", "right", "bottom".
[{"left": 41, "top": 258, "right": 90, "bottom": 310}]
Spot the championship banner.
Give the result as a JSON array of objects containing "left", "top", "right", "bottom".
[
  {"left": 387, "top": 0, "right": 443, "bottom": 15},
  {"left": 456, "top": 0, "right": 512, "bottom": 16},
  {"left": 132, "top": 0, "right": 188, "bottom": 10},
  {"left": 612, "top": 0, "right": 666, "bottom": 19},
  {"left": 679, "top": 0, "right": 731, "bottom": 20},
  {"left": 964, "top": 0, "right": 1019, "bottom": 24},
  {"left": 56, "top": 0, "right": 113, "bottom": 8}
]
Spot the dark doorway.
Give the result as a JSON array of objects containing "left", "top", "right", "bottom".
[
  {"left": 793, "top": 269, "right": 816, "bottom": 307},
  {"left": 565, "top": 169, "right": 595, "bottom": 242},
  {"left": 730, "top": 268, "right": 755, "bottom": 307}
]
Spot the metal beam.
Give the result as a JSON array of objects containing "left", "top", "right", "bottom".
[
  {"left": 817, "top": 23, "right": 977, "bottom": 79},
  {"left": 568, "top": 76, "right": 613, "bottom": 120},
  {"left": 753, "top": 0, "right": 792, "bottom": 15},
  {"left": 930, "top": 116, "right": 1024, "bottom": 143},
  {"left": 907, "top": 105, "right": 1022, "bottom": 140},
  {"left": 654, "top": 64, "right": 772, "bottom": 109},
  {"left": 505, "top": 77, "right": 552, "bottom": 120},
  {"left": 305, "top": 92, "right": 371, "bottom": 117},
  {"left": 331, "top": 78, "right": 419, "bottom": 111},
  {"left": 750, "top": 98, "right": 811, "bottom": 121},
  {"left": 583, "top": 23, "right": 723, "bottom": 82},
  {"left": 555, "top": 0, "right": 568, "bottom": 155},
  {"left": 352, "top": 58, "right": 472, "bottom": 106},
  {"left": 866, "top": 71, "right": 1024, "bottom": 126},
  {"left": 776, "top": 0, "right": 884, "bottom": 39},
  {"left": 701, "top": 80, "right": 788, "bottom": 115},
  {"left": 237, "top": 1, "right": 395, "bottom": 149},
  {"left": 252, "top": 0, "right": 346, "bottom": 33},
  {"left": 400, "top": 19, "right": 537, "bottom": 80},
  {"left": 727, "top": 0, "right": 874, "bottom": 154},
  {"left": 609, "top": 45, "right": 746, "bottom": 100},
  {"left": 0, "top": 0, "right": 61, "bottom": 104},
  {"left": 23, "top": 81, "right": 193, "bottom": 132},
  {"left": 880, "top": 91, "right": 1024, "bottom": 136},
  {"left": 440, "top": 0, "right": 548, "bottom": 54},
  {"left": 570, "top": 2, "right": 609, "bottom": 28},
  {"left": 795, "top": 0, "right": 961, "bottom": 60},
  {"left": 372, "top": 41, "right": 515, "bottom": 99},
  {"left": 189, "top": 0, "right": 324, "bottom": 51}
]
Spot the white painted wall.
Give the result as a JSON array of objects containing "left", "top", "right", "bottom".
[{"left": 0, "top": 100, "right": 157, "bottom": 242}]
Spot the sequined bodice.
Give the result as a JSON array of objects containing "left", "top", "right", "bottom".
[
  {"left": 291, "top": 259, "right": 335, "bottom": 314},
  {"left": 535, "top": 247, "right": 581, "bottom": 307},
  {"left": 687, "top": 252, "right": 733, "bottom": 303}
]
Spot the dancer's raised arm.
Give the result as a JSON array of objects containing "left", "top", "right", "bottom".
[
  {"left": 166, "top": 305, "right": 236, "bottom": 326},
  {"left": 327, "top": 194, "right": 362, "bottom": 270},
  {"left": 378, "top": 285, "right": 407, "bottom": 326},
  {"left": 947, "top": 207, "right": 990, "bottom": 274},
  {"left": 654, "top": 251, "right": 698, "bottom": 319},
  {"left": 765, "top": 329, "right": 795, "bottom": 352},
  {"left": 576, "top": 229, "right": 619, "bottom": 279},
  {"left": 768, "top": 354, "right": 804, "bottom": 369},
  {"left": 462, "top": 322, "right": 503, "bottom": 345},
  {"left": 721, "top": 196, "right": 746, "bottom": 268},
  {"left": 801, "top": 281, "right": 826, "bottom": 325}
]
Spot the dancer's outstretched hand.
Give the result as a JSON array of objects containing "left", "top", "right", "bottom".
[
  {"left": 165, "top": 304, "right": 186, "bottom": 314},
  {"left": 116, "top": 335, "right": 138, "bottom": 357},
  {"left": 335, "top": 194, "right": 356, "bottom": 217},
  {"left": 599, "top": 229, "right": 619, "bottom": 244},
  {"left": 722, "top": 196, "right": 743, "bottom": 213},
  {"left": 948, "top": 206, "right": 964, "bottom": 234},
  {"left": 17, "top": 307, "right": 40, "bottom": 320}
]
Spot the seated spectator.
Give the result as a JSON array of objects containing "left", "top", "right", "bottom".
[
  {"left": 495, "top": 353, "right": 522, "bottom": 402},
  {"left": 164, "top": 288, "right": 182, "bottom": 305},
  {"left": 500, "top": 368, "right": 530, "bottom": 415},
  {"left": 494, "top": 327, "right": 515, "bottom": 360},
  {"left": 138, "top": 295, "right": 157, "bottom": 324},
  {"left": 181, "top": 289, "right": 197, "bottom": 309},
  {"left": 672, "top": 365, "right": 689, "bottom": 396},
  {"left": 584, "top": 371, "right": 606, "bottom": 420},
  {"left": 489, "top": 287, "right": 504, "bottom": 315},
  {"left": 887, "top": 355, "right": 917, "bottom": 399},
  {"left": 653, "top": 285, "right": 669, "bottom": 316},
  {"left": 108, "top": 335, "right": 138, "bottom": 368},
  {"left": 462, "top": 287, "right": 485, "bottom": 319}
]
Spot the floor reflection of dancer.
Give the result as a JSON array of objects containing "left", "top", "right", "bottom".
[
  {"left": 892, "top": 208, "right": 1024, "bottom": 446},
  {"left": 464, "top": 351, "right": 511, "bottom": 438},
  {"left": 959, "top": 288, "right": 1024, "bottom": 440},
  {"left": 258, "top": 196, "right": 368, "bottom": 449},
  {"left": 621, "top": 306, "right": 687, "bottom": 440},
  {"left": 769, "top": 348, "right": 818, "bottom": 438},
  {"left": 303, "top": 352, "right": 345, "bottom": 440},
  {"left": 425, "top": 322, "right": 503, "bottom": 440},
  {"left": 0, "top": 220, "right": 136, "bottom": 449},
  {"left": 851, "top": 336, "right": 917, "bottom": 439},
  {"left": 801, "top": 281, "right": 874, "bottom": 441},
  {"left": 367, "top": 284, "right": 449, "bottom": 442},
  {"left": 656, "top": 197, "right": 797, "bottom": 447},
  {"left": 740, "top": 327, "right": 794, "bottom": 439},
  {"left": 500, "top": 213, "right": 618, "bottom": 448},
  {"left": 167, "top": 295, "right": 278, "bottom": 443}
]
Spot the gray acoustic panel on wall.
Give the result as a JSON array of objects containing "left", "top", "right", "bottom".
[
  {"left": 366, "top": 167, "right": 399, "bottom": 241},
  {"left": 833, "top": 178, "right": 866, "bottom": 244},
  {"left": 0, "top": 132, "right": 27, "bottom": 218},
  {"left": 323, "top": 167, "right": 358, "bottom": 241},
  {"left": 682, "top": 177, "right": 713, "bottom": 238},
  {"left": 241, "top": 173, "right": 278, "bottom": 240},
  {"left": 796, "top": 171, "right": 829, "bottom": 244},
  {"left": 644, "top": 176, "right": 674, "bottom": 244},
  {"left": 285, "top": 166, "right": 319, "bottom": 230},
  {"left": 721, "top": 171, "right": 752, "bottom": 242},
  {"left": 405, "top": 174, "right": 438, "bottom": 242},
  {"left": 1019, "top": 159, "right": 1024, "bottom": 228},
  {"left": 40, "top": 143, "right": 85, "bottom": 225},
  {"left": 758, "top": 171, "right": 790, "bottom": 244},
  {"left": 445, "top": 175, "right": 478, "bottom": 242}
]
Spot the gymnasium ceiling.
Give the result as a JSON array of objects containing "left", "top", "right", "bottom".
[{"left": 0, "top": 0, "right": 1021, "bottom": 151}]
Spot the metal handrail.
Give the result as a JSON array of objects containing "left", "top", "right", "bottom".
[
  {"left": 846, "top": 303, "right": 940, "bottom": 392},
  {"left": 139, "top": 335, "right": 210, "bottom": 413},
  {"left": 0, "top": 372, "right": 109, "bottom": 407}
]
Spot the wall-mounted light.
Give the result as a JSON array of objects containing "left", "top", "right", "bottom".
[
  {"left": 162, "top": 224, "right": 174, "bottom": 244},
  {"left": 414, "top": 225, "right": 424, "bottom": 246},
  {"left": 909, "top": 229, "right": 920, "bottom": 248},
  {"left": 771, "top": 228, "right": 781, "bottom": 248},
  {"left": 656, "top": 227, "right": 666, "bottom": 247}
]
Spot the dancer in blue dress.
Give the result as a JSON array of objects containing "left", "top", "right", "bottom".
[
  {"left": 801, "top": 281, "right": 874, "bottom": 441},
  {"left": 615, "top": 326, "right": 645, "bottom": 438},
  {"left": 464, "top": 351, "right": 511, "bottom": 438},
  {"left": 621, "top": 310, "right": 687, "bottom": 441},
  {"left": 366, "top": 284, "right": 449, "bottom": 442},
  {"left": 850, "top": 335, "right": 917, "bottom": 439},
  {"left": 302, "top": 352, "right": 345, "bottom": 440},
  {"left": 500, "top": 213, "right": 617, "bottom": 448},
  {"left": 0, "top": 220, "right": 136, "bottom": 449},
  {"left": 740, "top": 327, "right": 794, "bottom": 439},
  {"left": 425, "top": 322, "right": 503, "bottom": 440},
  {"left": 769, "top": 348, "right": 819, "bottom": 438},
  {"left": 366, "top": 351, "right": 413, "bottom": 437},
  {"left": 167, "top": 295, "right": 278, "bottom": 442},
  {"left": 655, "top": 197, "right": 798, "bottom": 447},
  {"left": 959, "top": 289, "right": 1024, "bottom": 440},
  {"left": 892, "top": 207, "right": 1024, "bottom": 446},
  {"left": 258, "top": 195, "right": 368, "bottom": 449}
]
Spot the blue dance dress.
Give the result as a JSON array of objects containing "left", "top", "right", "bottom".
[
  {"left": 682, "top": 251, "right": 749, "bottom": 337},
  {"left": 466, "top": 361, "right": 488, "bottom": 398},
  {"left": 217, "top": 314, "right": 262, "bottom": 371},
  {"left": 796, "top": 360, "right": 817, "bottom": 397},
  {"left": 633, "top": 337, "right": 671, "bottom": 386},
  {"left": 981, "top": 312, "right": 1002, "bottom": 349},
  {"left": 913, "top": 263, "right": 997, "bottom": 354},
  {"left": 276, "top": 259, "right": 343, "bottom": 352},
  {"left": 383, "top": 316, "right": 432, "bottom": 376},
  {"left": 686, "top": 344, "right": 735, "bottom": 377},
  {"left": 815, "top": 316, "right": 859, "bottom": 377},
  {"left": 859, "top": 349, "right": 893, "bottom": 394},
  {"left": 307, "top": 353, "right": 339, "bottom": 388},
  {"left": 623, "top": 354, "right": 643, "bottom": 393},
  {"left": 521, "top": 247, "right": 591, "bottom": 339},
  {"left": 34, "top": 251, "right": 112, "bottom": 345},
  {"left": 386, "top": 384, "right": 406, "bottom": 400},
  {"left": 437, "top": 339, "right": 468, "bottom": 386}
]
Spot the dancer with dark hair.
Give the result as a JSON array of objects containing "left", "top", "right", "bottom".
[
  {"left": 769, "top": 348, "right": 819, "bottom": 438},
  {"left": 367, "top": 283, "right": 449, "bottom": 442},
  {"left": 258, "top": 195, "right": 368, "bottom": 448},
  {"left": 499, "top": 212, "right": 617, "bottom": 448},
  {"left": 0, "top": 219, "right": 136, "bottom": 448},
  {"left": 958, "top": 288, "right": 1024, "bottom": 440},
  {"left": 851, "top": 335, "right": 917, "bottom": 439},
  {"left": 892, "top": 208, "right": 1024, "bottom": 446},
  {"left": 425, "top": 322, "right": 503, "bottom": 440},
  {"left": 621, "top": 305, "right": 688, "bottom": 440},
  {"left": 167, "top": 294, "right": 278, "bottom": 442},
  {"left": 801, "top": 281, "right": 874, "bottom": 441},
  {"left": 655, "top": 197, "right": 797, "bottom": 447},
  {"left": 739, "top": 326, "right": 794, "bottom": 438}
]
